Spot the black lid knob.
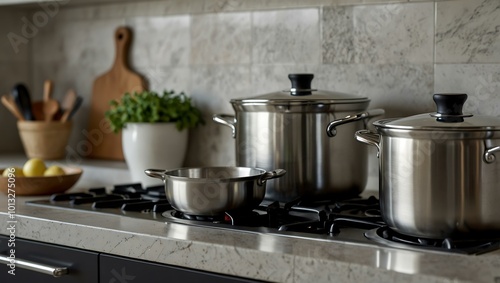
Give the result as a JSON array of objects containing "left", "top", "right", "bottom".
[
  {"left": 433, "top": 93, "right": 468, "bottom": 122},
  {"left": 288, "top": 74, "right": 314, "bottom": 96}
]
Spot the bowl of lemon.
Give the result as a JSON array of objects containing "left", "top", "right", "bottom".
[{"left": 0, "top": 158, "right": 82, "bottom": 196}]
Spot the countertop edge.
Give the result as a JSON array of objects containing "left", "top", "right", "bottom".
[{"left": 0, "top": 202, "right": 498, "bottom": 283}]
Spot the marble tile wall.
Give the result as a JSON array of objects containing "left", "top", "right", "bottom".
[
  {"left": 0, "top": 0, "right": 499, "bottom": 188},
  {"left": 435, "top": 0, "right": 500, "bottom": 117},
  {"left": 0, "top": 8, "right": 30, "bottom": 153}
]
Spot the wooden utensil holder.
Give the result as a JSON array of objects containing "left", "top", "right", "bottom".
[{"left": 17, "top": 121, "right": 72, "bottom": 160}]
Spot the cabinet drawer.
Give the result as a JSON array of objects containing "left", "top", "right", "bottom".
[
  {"left": 100, "top": 253, "right": 262, "bottom": 283},
  {"left": 0, "top": 236, "right": 98, "bottom": 283}
]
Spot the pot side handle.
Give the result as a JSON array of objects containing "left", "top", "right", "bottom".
[
  {"left": 484, "top": 146, "right": 500, "bottom": 163},
  {"left": 258, "top": 169, "right": 286, "bottom": 186},
  {"left": 213, "top": 114, "right": 237, "bottom": 138},
  {"left": 326, "top": 109, "right": 385, "bottom": 137},
  {"left": 144, "top": 169, "right": 167, "bottom": 181},
  {"left": 355, "top": 130, "right": 381, "bottom": 157}
]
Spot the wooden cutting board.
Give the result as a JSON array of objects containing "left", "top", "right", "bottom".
[{"left": 87, "top": 26, "right": 146, "bottom": 160}]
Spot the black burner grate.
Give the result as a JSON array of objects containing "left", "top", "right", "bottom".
[
  {"left": 365, "top": 226, "right": 500, "bottom": 255},
  {"left": 26, "top": 186, "right": 500, "bottom": 255}
]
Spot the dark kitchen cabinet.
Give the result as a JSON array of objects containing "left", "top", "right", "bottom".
[
  {"left": 100, "top": 253, "right": 261, "bottom": 283},
  {"left": 0, "top": 236, "right": 261, "bottom": 283},
  {"left": 0, "top": 235, "right": 99, "bottom": 282}
]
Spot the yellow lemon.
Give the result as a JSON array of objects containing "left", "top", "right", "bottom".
[
  {"left": 44, "top": 165, "right": 65, "bottom": 176},
  {"left": 2, "top": 167, "right": 24, "bottom": 177},
  {"left": 23, "top": 158, "right": 47, "bottom": 177}
]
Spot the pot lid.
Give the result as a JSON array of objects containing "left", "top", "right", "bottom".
[
  {"left": 231, "top": 74, "right": 369, "bottom": 105},
  {"left": 374, "top": 94, "right": 500, "bottom": 131}
]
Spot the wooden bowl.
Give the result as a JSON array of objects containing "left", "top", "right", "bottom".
[{"left": 0, "top": 166, "right": 82, "bottom": 196}]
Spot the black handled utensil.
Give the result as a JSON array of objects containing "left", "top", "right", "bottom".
[
  {"left": 67, "top": 96, "right": 83, "bottom": 120},
  {"left": 11, "top": 83, "right": 34, "bottom": 121}
]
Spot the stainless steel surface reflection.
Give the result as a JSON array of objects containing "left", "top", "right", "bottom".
[
  {"left": 357, "top": 128, "right": 500, "bottom": 238},
  {"left": 257, "top": 235, "right": 286, "bottom": 253},
  {"left": 165, "top": 222, "right": 191, "bottom": 241},
  {"left": 214, "top": 73, "right": 384, "bottom": 202},
  {"left": 145, "top": 167, "right": 285, "bottom": 216},
  {"left": 356, "top": 93, "right": 500, "bottom": 238},
  {"left": 376, "top": 249, "right": 421, "bottom": 275},
  {"left": 164, "top": 220, "right": 288, "bottom": 253},
  {"left": 234, "top": 110, "right": 370, "bottom": 201}
]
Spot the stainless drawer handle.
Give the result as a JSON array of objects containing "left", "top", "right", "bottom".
[{"left": 0, "top": 254, "right": 68, "bottom": 277}]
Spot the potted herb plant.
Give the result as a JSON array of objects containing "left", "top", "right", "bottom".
[{"left": 106, "top": 90, "right": 203, "bottom": 186}]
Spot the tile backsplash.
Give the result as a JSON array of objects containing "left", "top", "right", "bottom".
[
  {"left": 0, "top": 0, "right": 499, "bottom": 187},
  {"left": 322, "top": 3, "right": 434, "bottom": 65},
  {"left": 0, "top": 8, "right": 30, "bottom": 153}
]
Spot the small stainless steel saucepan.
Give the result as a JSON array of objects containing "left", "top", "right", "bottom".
[{"left": 145, "top": 167, "right": 286, "bottom": 216}]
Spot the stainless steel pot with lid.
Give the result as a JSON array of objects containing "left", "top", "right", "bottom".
[
  {"left": 356, "top": 93, "right": 500, "bottom": 238},
  {"left": 214, "top": 73, "right": 384, "bottom": 202}
]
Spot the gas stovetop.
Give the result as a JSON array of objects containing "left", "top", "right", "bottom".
[{"left": 26, "top": 183, "right": 500, "bottom": 255}]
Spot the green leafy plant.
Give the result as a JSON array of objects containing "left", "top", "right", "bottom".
[{"left": 105, "top": 90, "right": 204, "bottom": 133}]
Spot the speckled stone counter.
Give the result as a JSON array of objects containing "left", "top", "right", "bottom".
[
  {"left": 1, "top": 192, "right": 500, "bottom": 283},
  {"left": 1, "top": 155, "right": 500, "bottom": 282}
]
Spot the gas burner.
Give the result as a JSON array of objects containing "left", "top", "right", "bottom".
[
  {"left": 365, "top": 226, "right": 500, "bottom": 255},
  {"left": 111, "top": 183, "right": 166, "bottom": 199},
  {"left": 364, "top": 209, "right": 381, "bottom": 218},
  {"left": 171, "top": 211, "right": 226, "bottom": 222},
  {"left": 49, "top": 183, "right": 166, "bottom": 204},
  {"left": 168, "top": 210, "right": 274, "bottom": 227},
  {"left": 27, "top": 189, "right": 500, "bottom": 255}
]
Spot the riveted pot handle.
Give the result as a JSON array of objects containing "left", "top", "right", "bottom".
[
  {"left": 355, "top": 130, "right": 381, "bottom": 157},
  {"left": 213, "top": 114, "right": 237, "bottom": 138},
  {"left": 258, "top": 169, "right": 286, "bottom": 186},
  {"left": 484, "top": 146, "right": 500, "bottom": 163},
  {"left": 144, "top": 169, "right": 167, "bottom": 180},
  {"left": 326, "top": 109, "right": 385, "bottom": 137}
]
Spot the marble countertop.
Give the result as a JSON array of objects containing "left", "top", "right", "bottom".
[
  {"left": 1, "top": 156, "right": 500, "bottom": 282},
  {"left": 3, "top": 196, "right": 500, "bottom": 283},
  {"left": 2, "top": 200, "right": 500, "bottom": 282}
]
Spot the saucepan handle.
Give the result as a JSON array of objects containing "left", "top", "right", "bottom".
[
  {"left": 258, "top": 169, "right": 286, "bottom": 186},
  {"left": 144, "top": 169, "right": 166, "bottom": 180},
  {"left": 326, "top": 108, "right": 385, "bottom": 137},
  {"left": 355, "top": 130, "right": 381, "bottom": 157},
  {"left": 213, "top": 114, "right": 237, "bottom": 138}
]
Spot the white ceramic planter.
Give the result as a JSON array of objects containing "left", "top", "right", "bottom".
[{"left": 122, "top": 123, "right": 188, "bottom": 187}]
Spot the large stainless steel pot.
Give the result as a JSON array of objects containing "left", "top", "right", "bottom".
[
  {"left": 214, "top": 73, "right": 384, "bottom": 202},
  {"left": 144, "top": 167, "right": 285, "bottom": 216},
  {"left": 356, "top": 93, "right": 500, "bottom": 238}
]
